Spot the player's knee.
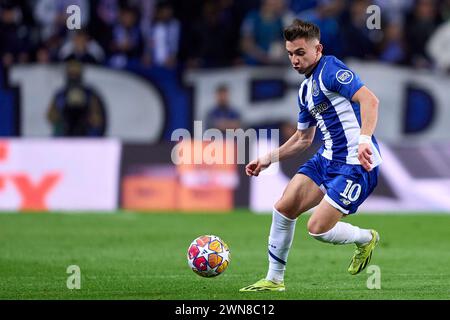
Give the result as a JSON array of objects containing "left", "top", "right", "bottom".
[{"left": 274, "top": 200, "right": 299, "bottom": 220}]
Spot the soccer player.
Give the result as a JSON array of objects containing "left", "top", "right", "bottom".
[{"left": 240, "top": 19, "right": 382, "bottom": 292}]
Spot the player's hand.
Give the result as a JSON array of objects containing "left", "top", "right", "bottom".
[
  {"left": 358, "top": 143, "right": 373, "bottom": 172},
  {"left": 245, "top": 156, "right": 271, "bottom": 177}
]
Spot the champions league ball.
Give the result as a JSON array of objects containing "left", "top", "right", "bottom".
[{"left": 187, "top": 235, "right": 231, "bottom": 277}]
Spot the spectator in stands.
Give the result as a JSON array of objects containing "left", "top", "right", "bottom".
[
  {"left": 33, "top": 0, "right": 64, "bottom": 43},
  {"left": 10, "top": 0, "right": 36, "bottom": 28},
  {"left": 104, "top": 0, "right": 156, "bottom": 50},
  {"left": 206, "top": 84, "right": 241, "bottom": 133},
  {"left": 33, "top": 0, "right": 92, "bottom": 63},
  {"left": 142, "top": 1, "right": 179, "bottom": 69},
  {"left": 109, "top": 5, "right": 142, "bottom": 68},
  {"left": 58, "top": 30, "right": 105, "bottom": 64},
  {"left": 439, "top": 0, "right": 450, "bottom": 21},
  {"left": 404, "top": 0, "right": 441, "bottom": 68},
  {"left": 0, "top": 1, "right": 31, "bottom": 67},
  {"left": 96, "top": 0, "right": 119, "bottom": 25},
  {"left": 33, "top": 0, "right": 90, "bottom": 42},
  {"left": 185, "top": 0, "right": 239, "bottom": 69},
  {"left": 240, "top": 0, "right": 286, "bottom": 66},
  {"left": 426, "top": 20, "right": 450, "bottom": 72},
  {"left": 37, "top": 34, "right": 66, "bottom": 63},
  {"left": 340, "top": 0, "right": 378, "bottom": 60},
  {"left": 289, "top": 0, "right": 320, "bottom": 14},
  {"left": 137, "top": 0, "right": 158, "bottom": 44},
  {"left": 377, "top": 20, "right": 407, "bottom": 65},
  {"left": 374, "top": 0, "right": 414, "bottom": 25},
  {"left": 426, "top": 0, "right": 450, "bottom": 72},
  {"left": 90, "top": 0, "right": 119, "bottom": 55},
  {"left": 36, "top": 45, "right": 51, "bottom": 64},
  {"left": 47, "top": 60, "right": 107, "bottom": 137}
]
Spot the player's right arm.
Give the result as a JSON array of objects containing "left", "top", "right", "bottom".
[{"left": 245, "top": 126, "right": 316, "bottom": 177}]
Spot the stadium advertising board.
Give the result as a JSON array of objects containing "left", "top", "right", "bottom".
[
  {"left": 0, "top": 139, "right": 121, "bottom": 212},
  {"left": 120, "top": 141, "right": 238, "bottom": 212}
]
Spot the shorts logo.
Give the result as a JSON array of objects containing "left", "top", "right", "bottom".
[
  {"left": 312, "top": 80, "right": 320, "bottom": 97},
  {"left": 336, "top": 69, "right": 353, "bottom": 84},
  {"left": 340, "top": 198, "right": 352, "bottom": 206}
]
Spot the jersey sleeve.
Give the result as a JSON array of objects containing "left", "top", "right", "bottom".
[
  {"left": 322, "top": 57, "right": 364, "bottom": 100},
  {"left": 297, "top": 90, "right": 316, "bottom": 130}
]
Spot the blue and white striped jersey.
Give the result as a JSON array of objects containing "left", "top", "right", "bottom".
[{"left": 297, "top": 55, "right": 382, "bottom": 167}]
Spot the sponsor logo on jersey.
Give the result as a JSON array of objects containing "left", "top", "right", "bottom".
[
  {"left": 336, "top": 69, "right": 354, "bottom": 84},
  {"left": 310, "top": 102, "right": 329, "bottom": 118}
]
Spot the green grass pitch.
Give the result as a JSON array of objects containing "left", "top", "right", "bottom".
[{"left": 0, "top": 210, "right": 449, "bottom": 300}]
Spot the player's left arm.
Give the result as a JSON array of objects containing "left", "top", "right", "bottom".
[{"left": 351, "top": 86, "right": 379, "bottom": 172}]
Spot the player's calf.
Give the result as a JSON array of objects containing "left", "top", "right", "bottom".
[
  {"left": 307, "top": 199, "right": 372, "bottom": 245},
  {"left": 307, "top": 216, "right": 337, "bottom": 236},
  {"left": 309, "top": 221, "right": 373, "bottom": 245}
]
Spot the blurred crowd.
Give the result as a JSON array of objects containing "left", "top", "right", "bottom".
[{"left": 1, "top": 0, "right": 450, "bottom": 72}]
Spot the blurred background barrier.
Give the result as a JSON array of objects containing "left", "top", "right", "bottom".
[
  {"left": 2, "top": 62, "right": 448, "bottom": 142},
  {"left": 8, "top": 64, "right": 165, "bottom": 142},
  {"left": 186, "top": 62, "right": 449, "bottom": 142}
]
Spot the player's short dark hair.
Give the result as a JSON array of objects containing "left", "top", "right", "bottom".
[{"left": 283, "top": 19, "right": 321, "bottom": 42}]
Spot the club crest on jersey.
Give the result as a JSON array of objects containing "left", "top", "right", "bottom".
[
  {"left": 336, "top": 69, "right": 354, "bottom": 84},
  {"left": 310, "top": 102, "right": 329, "bottom": 117},
  {"left": 312, "top": 80, "right": 320, "bottom": 97}
]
